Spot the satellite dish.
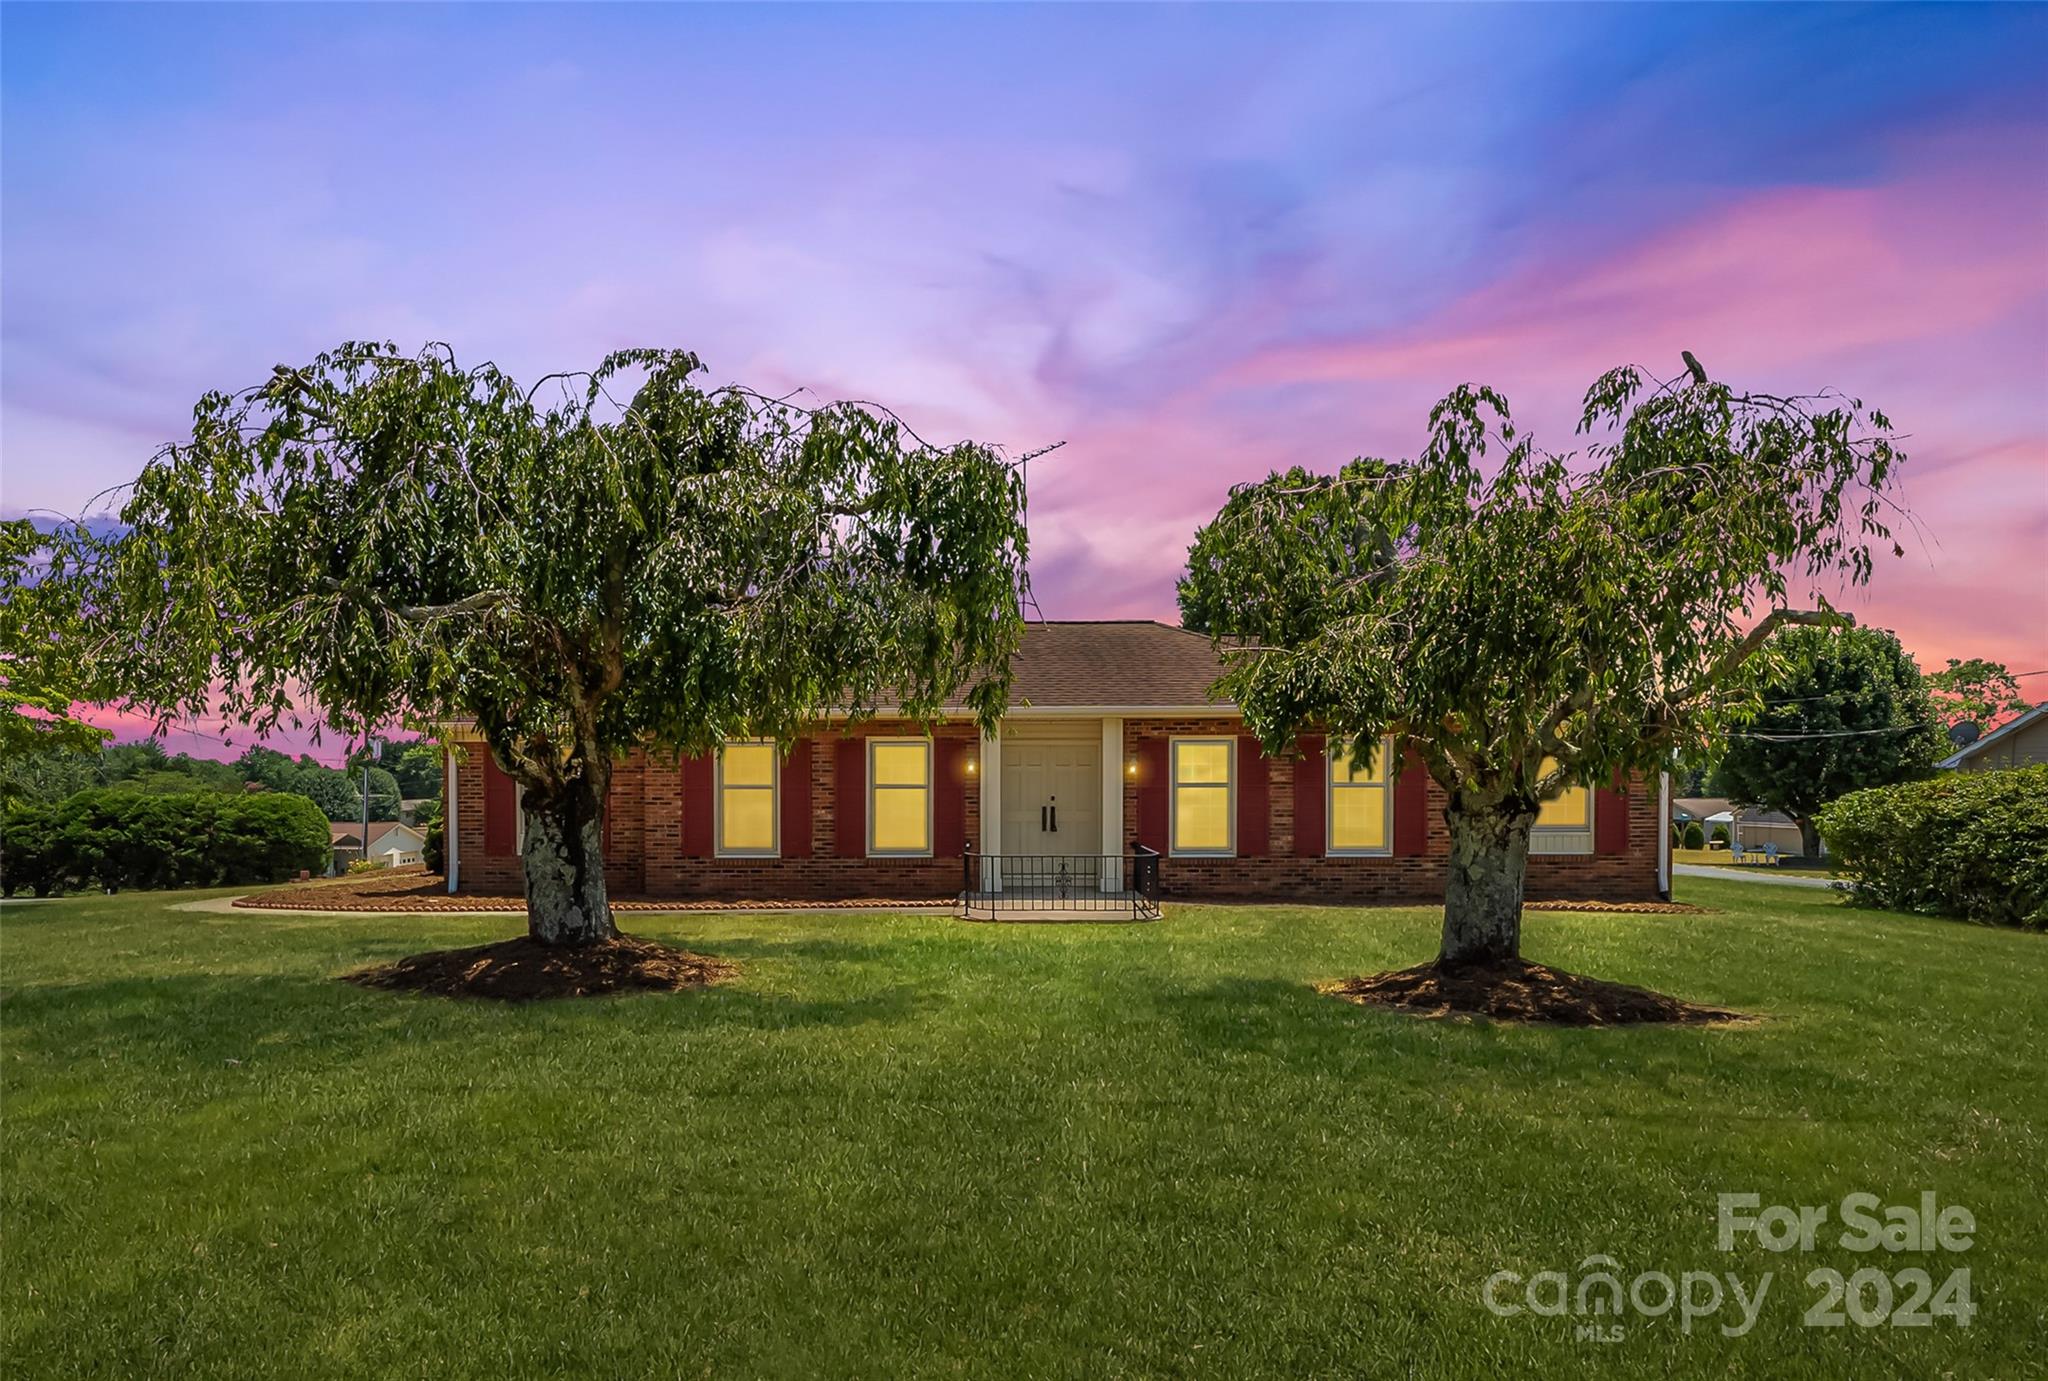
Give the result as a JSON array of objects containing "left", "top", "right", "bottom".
[{"left": 1948, "top": 721, "right": 1981, "bottom": 747}]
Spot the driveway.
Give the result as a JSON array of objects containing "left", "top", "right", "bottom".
[{"left": 1673, "top": 863, "right": 1845, "bottom": 891}]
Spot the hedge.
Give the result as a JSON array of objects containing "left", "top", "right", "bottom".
[
  {"left": 1816, "top": 765, "right": 2048, "bottom": 930},
  {"left": 0, "top": 789, "right": 331, "bottom": 897}
]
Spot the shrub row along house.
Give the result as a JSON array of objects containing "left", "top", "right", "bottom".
[{"left": 440, "top": 621, "right": 1669, "bottom": 906}]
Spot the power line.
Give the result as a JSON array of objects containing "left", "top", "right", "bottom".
[{"left": 1727, "top": 723, "right": 1943, "bottom": 742}]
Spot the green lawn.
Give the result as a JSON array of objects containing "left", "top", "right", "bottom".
[
  {"left": 1672, "top": 847, "right": 1835, "bottom": 878},
  {"left": 4, "top": 882, "right": 2042, "bottom": 1378}
]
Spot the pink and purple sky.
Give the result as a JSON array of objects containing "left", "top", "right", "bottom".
[{"left": 4, "top": 4, "right": 2045, "bottom": 762}]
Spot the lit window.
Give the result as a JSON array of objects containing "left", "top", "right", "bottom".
[
  {"left": 869, "top": 739, "right": 931, "bottom": 855},
  {"left": 1171, "top": 738, "right": 1234, "bottom": 855},
  {"left": 1328, "top": 739, "right": 1392, "bottom": 854},
  {"left": 718, "top": 741, "right": 779, "bottom": 856},
  {"left": 1535, "top": 758, "right": 1591, "bottom": 830}
]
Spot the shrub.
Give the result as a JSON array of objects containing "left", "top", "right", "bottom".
[
  {"left": 1682, "top": 821, "right": 1705, "bottom": 850},
  {"left": 1, "top": 803, "right": 63, "bottom": 897},
  {"left": 0, "top": 789, "right": 329, "bottom": 896},
  {"left": 1709, "top": 824, "right": 1729, "bottom": 848},
  {"left": 346, "top": 858, "right": 383, "bottom": 875},
  {"left": 1817, "top": 765, "right": 2048, "bottom": 929}
]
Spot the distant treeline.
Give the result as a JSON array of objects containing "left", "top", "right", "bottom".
[{"left": 1, "top": 737, "right": 442, "bottom": 823}]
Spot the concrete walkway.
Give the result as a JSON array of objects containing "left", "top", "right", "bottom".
[
  {"left": 171, "top": 894, "right": 954, "bottom": 918},
  {"left": 1672, "top": 863, "right": 1845, "bottom": 891}
]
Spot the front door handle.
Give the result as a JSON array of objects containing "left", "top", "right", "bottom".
[
  {"left": 1040, "top": 805, "right": 1048, "bottom": 832},
  {"left": 1050, "top": 803, "right": 1057, "bottom": 834}
]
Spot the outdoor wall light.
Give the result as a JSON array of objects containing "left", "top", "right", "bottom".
[
  {"left": 1126, "top": 756, "right": 1139, "bottom": 777},
  {"left": 965, "top": 755, "right": 978, "bottom": 775}
]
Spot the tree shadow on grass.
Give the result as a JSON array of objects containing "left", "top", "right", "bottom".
[
  {"left": 1147, "top": 973, "right": 1773, "bottom": 1096},
  {"left": 678, "top": 935, "right": 898, "bottom": 965},
  {"left": 3, "top": 964, "right": 935, "bottom": 1078}
]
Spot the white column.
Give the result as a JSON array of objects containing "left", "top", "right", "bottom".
[
  {"left": 979, "top": 722, "right": 1002, "bottom": 892},
  {"left": 1100, "top": 716, "right": 1123, "bottom": 890},
  {"left": 1657, "top": 768, "right": 1671, "bottom": 901},
  {"left": 445, "top": 747, "right": 460, "bottom": 894}
]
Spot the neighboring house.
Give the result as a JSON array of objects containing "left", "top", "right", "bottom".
[
  {"left": 1672, "top": 796, "right": 1732, "bottom": 834},
  {"left": 440, "top": 621, "right": 1667, "bottom": 905},
  {"left": 1675, "top": 796, "right": 1808, "bottom": 854},
  {"left": 329, "top": 820, "right": 427, "bottom": 873},
  {"left": 1707, "top": 809, "right": 1806, "bottom": 855},
  {"left": 1938, "top": 704, "right": 2048, "bottom": 772}
]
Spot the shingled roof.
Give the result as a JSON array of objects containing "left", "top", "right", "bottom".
[{"left": 1007, "top": 620, "right": 1231, "bottom": 709}]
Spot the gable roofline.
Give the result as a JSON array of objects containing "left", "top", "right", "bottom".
[{"left": 1937, "top": 703, "right": 2048, "bottom": 769}]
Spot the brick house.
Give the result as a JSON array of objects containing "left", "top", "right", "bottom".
[{"left": 441, "top": 621, "right": 1669, "bottom": 905}]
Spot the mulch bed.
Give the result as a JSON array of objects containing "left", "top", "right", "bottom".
[
  {"left": 1319, "top": 959, "right": 1753, "bottom": 1027},
  {"left": 239, "top": 868, "right": 946, "bottom": 914},
  {"left": 1523, "top": 899, "right": 1711, "bottom": 915},
  {"left": 342, "top": 935, "right": 736, "bottom": 1001}
]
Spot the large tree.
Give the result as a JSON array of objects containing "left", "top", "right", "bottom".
[
  {"left": 69, "top": 343, "right": 1029, "bottom": 946},
  {"left": 1714, "top": 625, "right": 1945, "bottom": 857},
  {"left": 1180, "top": 358, "right": 1903, "bottom": 971},
  {"left": 1923, "top": 657, "right": 2031, "bottom": 736},
  {"left": 1, "top": 519, "right": 110, "bottom": 804}
]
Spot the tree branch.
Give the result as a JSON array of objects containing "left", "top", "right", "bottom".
[
  {"left": 1671, "top": 608, "right": 1850, "bottom": 707},
  {"left": 317, "top": 577, "right": 518, "bottom": 625}
]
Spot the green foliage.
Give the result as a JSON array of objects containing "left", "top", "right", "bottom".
[
  {"left": 0, "top": 801, "right": 63, "bottom": 896},
  {"left": 345, "top": 858, "right": 384, "bottom": 875},
  {"left": 1683, "top": 821, "right": 1706, "bottom": 850},
  {"left": 7, "top": 737, "right": 243, "bottom": 805},
  {"left": 287, "top": 765, "right": 362, "bottom": 822},
  {"left": 0, "top": 746, "right": 97, "bottom": 806},
  {"left": 1, "top": 789, "right": 329, "bottom": 896},
  {"left": 1710, "top": 824, "right": 1729, "bottom": 847},
  {"left": 1178, "top": 358, "right": 1904, "bottom": 817},
  {"left": 1713, "top": 626, "right": 1945, "bottom": 844},
  {"left": 415, "top": 794, "right": 445, "bottom": 873},
  {"left": 58, "top": 344, "right": 1029, "bottom": 934},
  {"left": 382, "top": 739, "right": 443, "bottom": 800},
  {"left": 97, "top": 738, "right": 170, "bottom": 781},
  {"left": 1818, "top": 766, "right": 2048, "bottom": 930},
  {"left": 1924, "top": 657, "right": 2031, "bottom": 733},
  {"left": 107, "top": 767, "right": 237, "bottom": 796},
  {"left": 232, "top": 745, "right": 299, "bottom": 792},
  {"left": 363, "top": 765, "right": 402, "bottom": 820},
  {"left": 71, "top": 343, "right": 1029, "bottom": 787},
  {"left": 0, "top": 520, "right": 111, "bottom": 804}
]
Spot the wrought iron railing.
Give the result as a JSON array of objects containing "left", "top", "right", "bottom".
[{"left": 960, "top": 844, "right": 1161, "bottom": 920}]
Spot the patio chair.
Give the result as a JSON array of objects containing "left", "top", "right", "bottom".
[
  {"left": 1729, "top": 840, "right": 1745, "bottom": 865},
  {"left": 1764, "top": 843, "right": 1780, "bottom": 866}
]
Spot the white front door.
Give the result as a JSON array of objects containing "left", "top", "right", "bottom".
[{"left": 1000, "top": 738, "right": 1101, "bottom": 886}]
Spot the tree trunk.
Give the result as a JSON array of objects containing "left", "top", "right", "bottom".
[
  {"left": 1795, "top": 815, "right": 1822, "bottom": 862},
  {"left": 519, "top": 772, "right": 616, "bottom": 947},
  {"left": 1438, "top": 794, "right": 1535, "bottom": 969}
]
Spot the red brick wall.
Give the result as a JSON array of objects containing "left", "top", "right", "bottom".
[
  {"left": 1121, "top": 718, "right": 1660, "bottom": 904},
  {"left": 450, "top": 721, "right": 981, "bottom": 901},
  {"left": 448, "top": 716, "right": 1661, "bottom": 904}
]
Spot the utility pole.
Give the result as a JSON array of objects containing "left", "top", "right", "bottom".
[{"left": 360, "top": 736, "right": 376, "bottom": 869}]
